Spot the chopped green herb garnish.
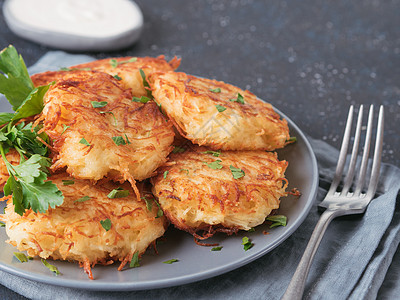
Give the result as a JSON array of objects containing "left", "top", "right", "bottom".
[
  {"left": 75, "top": 196, "right": 91, "bottom": 203},
  {"left": 180, "top": 168, "right": 189, "bottom": 175},
  {"left": 110, "top": 57, "right": 137, "bottom": 68},
  {"left": 61, "top": 124, "right": 70, "bottom": 135},
  {"left": 99, "top": 111, "right": 117, "bottom": 126},
  {"left": 203, "top": 150, "right": 221, "bottom": 157},
  {"left": 163, "top": 170, "right": 169, "bottom": 179},
  {"left": 172, "top": 146, "right": 186, "bottom": 153},
  {"left": 247, "top": 228, "right": 256, "bottom": 232},
  {"left": 124, "top": 134, "right": 131, "bottom": 145},
  {"left": 163, "top": 259, "right": 178, "bottom": 264},
  {"left": 14, "top": 252, "right": 30, "bottom": 263},
  {"left": 79, "top": 138, "right": 90, "bottom": 146},
  {"left": 130, "top": 252, "right": 140, "bottom": 268},
  {"left": 107, "top": 187, "right": 129, "bottom": 199},
  {"left": 266, "top": 215, "right": 287, "bottom": 228},
  {"left": 0, "top": 222, "right": 5, "bottom": 227},
  {"left": 230, "top": 93, "right": 245, "bottom": 104},
  {"left": 91, "top": 101, "right": 108, "bottom": 108},
  {"left": 142, "top": 196, "right": 153, "bottom": 211},
  {"left": 132, "top": 96, "right": 151, "bottom": 103},
  {"left": 100, "top": 218, "right": 112, "bottom": 231},
  {"left": 205, "top": 159, "right": 223, "bottom": 170},
  {"left": 211, "top": 246, "right": 223, "bottom": 251},
  {"left": 113, "top": 74, "right": 122, "bottom": 80},
  {"left": 229, "top": 165, "right": 245, "bottom": 179},
  {"left": 112, "top": 136, "right": 127, "bottom": 146},
  {"left": 109, "top": 59, "right": 118, "bottom": 68},
  {"left": 286, "top": 137, "right": 297, "bottom": 143},
  {"left": 60, "top": 67, "right": 91, "bottom": 71},
  {"left": 41, "top": 259, "right": 60, "bottom": 275},
  {"left": 139, "top": 69, "right": 152, "bottom": 98},
  {"left": 62, "top": 180, "right": 75, "bottom": 186},
  {"left": 242, "top": 236, "right": 253, "bottom": 251},
  {"left": 209, "top": 88, "right": 221, "bottom": 93},
  {"left": 215, "top": 104, "right": 227, "bottom": 112}
]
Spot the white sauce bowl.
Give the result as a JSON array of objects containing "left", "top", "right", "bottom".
[{"left": 3, "top": 0, "right": 144, "bottom": 51}]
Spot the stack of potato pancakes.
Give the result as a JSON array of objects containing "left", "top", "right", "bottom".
[{"left": 0, "top": 55, "right": 290, "bottom": 279}]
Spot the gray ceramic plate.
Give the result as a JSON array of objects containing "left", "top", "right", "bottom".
[{"left": 0, "top": 104, "right": 318, "bottom": 291}]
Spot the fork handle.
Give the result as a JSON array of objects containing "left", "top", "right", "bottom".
[{"left": 282, "top": 209, "right": 341, "bottom": 300}]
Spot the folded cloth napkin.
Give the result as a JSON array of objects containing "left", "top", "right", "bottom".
[{"left": 0, "top": 52, "right": 399, "bottom": 300}]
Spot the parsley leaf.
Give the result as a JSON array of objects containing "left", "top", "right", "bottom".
[
  {"left": 163, "top": 259, "right": 178, "bottom": 264},
  {"left": 163, "top": 171, "right": 169, "bottom": 179},
  {"left": 130, "top": 252, "right": 140, "bottom": 268},
  {"left": 211, "top": 246, "right": 223, "bottom": 251},
  {"left": 75, "top": 196, "right": 91, "bottom": 203},
  {"left": 79, "top": 138, "right": 90, "bottom": 146},
  {"left": 42, "top": 259, "right": 60, "bottom": 275},
  {"left": 203, "top": 150, "right": 221, "bottom": 157},
  {"left": 61, "top": 124, "right": 70, "bottom": 135},
  {"left": 91, "top": 101, "right": 108, "bottom": 108},
  {"left": 286, "top": 137, "right": 297, "bottom": 143},
  {"left": 229, "top": 165, "right": 245, "bottom": 179},
  {"left": 230, "top": 93, "right": 245, "bottom": 104},
  {"left": 14, "top": 252, "right": 32, "bottom": 263},
  {"left": 60, "top": 67, "right": 91, "bottom": 71},
  {"left": 242, "top": 236, "right": 253, "bottom": 251},
  {"left": 2, "top": 154, "right": 64, "bottom": 215},
  {"left": 62, "top": 180, "right": 74, "bottom": 186},
  {"left": 100, "top": 218, "right": 112, "bottom": 231},
  {"left": 139, "top": 69, "right": 153, "bottom": 98},
  {"left": 142, "top": 196, "right": 153, "bottom": 211},
  {"left": 0, "top": 45, "right": 35, "bottom": 110},
  {"left": 215, "top": 104, "right": 226, "bottom": 112},
  {"left": 113, "top": 74, "right": 122, "bottom": 80},
  {"left": 266, "top": 215, "right": 287, "bottom": 228},
  {"left": 110, "top": 57, "right": 137, "bottom": 68},
  {"left": 209, "top": 88, "right": 221, "bottom": 93},
  {"left": 112, "top": 136, "right": 127, "bottom": 146},
  {"left": 107, "top": 187, "right": 129, "bottom": 199},
  {"left": 132, "top": 96, "right": 151, "bottom": 103},
  {"left": 205, "top": 159, "right": 223, "bottom": 170},
  {"left": 12, "top": 85, "right": 50, "bottom": 122},
  {"left": 172, "top": 146, "right": 186, "bottom": 153}
]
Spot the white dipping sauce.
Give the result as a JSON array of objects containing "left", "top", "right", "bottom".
[{"left": 3, "top": 0, "right": 143, "bottom": 51}]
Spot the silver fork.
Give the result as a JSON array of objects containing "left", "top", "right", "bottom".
[{"left": 282, "top": 105, "right": 384, "bottom": 300}]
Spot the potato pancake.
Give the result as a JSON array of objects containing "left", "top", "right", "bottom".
[
  {"left": 149, "top": 72, "right": 290, "bottom": 151},
  {"left": 151, "top": 146, "right": 288, "bottom": 237},
  {"left": 0, "top": 174, "right": 167, "bottom": 279},
  {"left": 37, "top": 71, "right": 174, "bottom": 190},
  {"left": 32, "top": 55, "right": 180, "bottom": 97}
]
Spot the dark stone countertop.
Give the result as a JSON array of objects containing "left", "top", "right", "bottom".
[
  {"left": 0, "top": 1, "right": 399, "bottom": 298},
  {"left": 1, "top": 0, "right": 399, "bottom": 166}
]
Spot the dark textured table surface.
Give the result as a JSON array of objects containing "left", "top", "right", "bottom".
[{"left": 0, "top": 0, "right": 399, "bottom": 298}]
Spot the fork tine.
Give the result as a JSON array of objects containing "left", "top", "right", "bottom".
[
  {"left": 327, "top": 105, "right": 354, "bottom": 195},
  {"left": 353, "top": 105, "right": 374, "bottom": 196},
  {"left": 341, "top": 105, "right": 364, "bottom": 195},
  {"left": 365, "top": 105, "right": 384, "bottom": 199}
]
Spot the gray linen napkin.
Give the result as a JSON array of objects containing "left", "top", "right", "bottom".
[{"left": 0, "top": 52, "right": 399, "bottom": 300}]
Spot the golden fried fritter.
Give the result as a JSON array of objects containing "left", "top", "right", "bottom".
[
  {"left": 37, "top": 71, "right": 174, "bottom": 191},
  {"left": 0, "top": 174, "right": 167, "bottom": 279},
  {"left": 149, "top": 72, "right": 290, "bottom": 151},
  {"left": 151, "top": 146, "right": 288, "bottom": 237},
  {"left": 72, "top": 55, "right": 180, "bottom": 97},
  {"left": 32, "top": 56, "right": 180, "bottom": 97}
]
